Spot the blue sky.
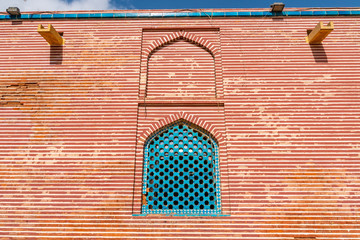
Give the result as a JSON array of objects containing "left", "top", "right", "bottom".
[{"left": 1, "top": 0, "right": 359, "bottom": 11}]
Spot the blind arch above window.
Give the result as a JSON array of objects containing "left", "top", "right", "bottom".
[
  {"left": 142, "top": 120, "right": 222, "bottom": 216},
  {"left": 146, "top": 39, "right": 216, "bottom": 98}
]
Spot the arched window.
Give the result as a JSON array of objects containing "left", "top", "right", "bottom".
[{"left": 141, "top": 120, "right": 222, "bottom": 216}]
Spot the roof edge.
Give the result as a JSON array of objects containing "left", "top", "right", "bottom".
[{"left": 0, "top": 10, "right": 359, "bottom": 20}]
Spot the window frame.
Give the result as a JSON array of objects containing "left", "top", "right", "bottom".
[{"left": 141, "top": 120, "right": 223, "bottom": 216}]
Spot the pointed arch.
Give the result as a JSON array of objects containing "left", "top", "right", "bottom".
[
  {"left": 138, "top": 112, "right": 225, "bottom": 146},
  {"left": 132, "top": 111, "right": 230, "bottom": 216},
  {"left": 138, "top": 30, "right": 224, "bottom": 99},
  {"left": 141, "top": 119, "right": 222, "bottom": 215},
  {"left": 143, "top": 31, "right": 219, "bottom": 58}
]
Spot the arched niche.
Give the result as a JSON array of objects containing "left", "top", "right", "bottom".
[{"left": 141, "top": 119, "right": 222, "bottom": 216}]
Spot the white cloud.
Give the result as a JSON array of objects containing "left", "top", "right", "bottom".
[{"left": 0, "top": 0, "right": 132, "bottom": 11}]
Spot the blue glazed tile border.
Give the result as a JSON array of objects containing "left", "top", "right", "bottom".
[
  {"left": 339, "top": 10, "right": 351, "bottom": 15},
  {"left": 53, "top": 13, "right": 65, "bottom": 18},
  {"left": 65, "top": 13, "right": 77, "bottom": 18},
  {"left": 351, "top": 10, "right": 360, "bottom": 15},
  {"left": 17, "top": 14, "right": 28, "bottom": 19},
  {"left": 213, "top": 12, "right": 225, "bottom": 17},
  {"left": 150, "top": 12, "right": 163, "bottom": 18},
  {"left": 102, "top": 13, "right": 114, "bottom": 18},
  {"left": 29, "top": 14, "right": 41, "bottom": 19},
  {"left": 162, "top": 12, "right": 173, "bottom": 18},
  {"left": 237, "top": 12, "right": 251, "bottom": 17},
  {"left": 77, "top": 13, "right": 89, "bottom": 18},
  {"left": 301, "top": 11, "right": 313, "bottom": 16},
  {"left": 325, "top": 11, "right": 339, "bottom": 16},
  {"left": 188, "top": 12, "right": 201, "bottom": 17},
  {"left": 250, "top": 11, "right": 264, "bottom": 16},
  {"left": 175, "top": 12, "right": 189, "bottom": 17},
  {"left": 270, "top": 12, "right": 285, "bottom": 17},
  {"left": 137, "top": 13, "right": 150, "bottom": 18},
  {"left": 41, "top": 14, "right": 52, "bottom": 19},
  {"left": 200, "top": 12, "right": 212, "bottom": 17},
  {"left": 313, "top": 11, "right": 327, "bottom": 15},
  {"left": 1, "top": 10, "right": 360, "bottom": 20},
  {"left": 225, "top": 12, "right": 237, "bottom": 17},
  {"left": 125, "top": 12, "right": 138, "bottom": 18},
  {"left": 89, "top": 13, "right": 101, "bottom": 18},
  {"left": 114, "top": 12, "right": 126, "bottom": 18},
  {"left": 285, "top": 11, "right": 301, "bottom": 16}
]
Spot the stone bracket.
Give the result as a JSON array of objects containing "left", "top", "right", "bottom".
[
  {"left": 306, "top": 21, "right": 334, "bottom": 44},
  {"left": 37, "top": 24, "right": 65, "bottom": 46}
]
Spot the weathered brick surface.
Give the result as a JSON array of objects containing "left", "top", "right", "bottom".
[{"left": 0, "top": 8, "right": 359, "bottom": 239}]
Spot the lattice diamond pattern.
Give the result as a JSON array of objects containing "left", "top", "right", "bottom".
[{"left": 142, "top": 121, "right": 221, "bottom": 215}]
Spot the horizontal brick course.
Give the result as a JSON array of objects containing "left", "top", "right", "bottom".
[{"left": 0, "top": 9, "right": 359, "bottom": 239}]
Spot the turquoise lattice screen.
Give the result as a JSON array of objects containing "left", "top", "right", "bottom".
[{"left": 141, "top": 120, "right": 222, "bottom": 216}]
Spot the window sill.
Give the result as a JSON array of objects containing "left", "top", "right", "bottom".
[{"left": 133, "top": 213, "right": 230, "bottom": 217}]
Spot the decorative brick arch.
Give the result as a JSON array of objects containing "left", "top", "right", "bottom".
[
  {"left": 138, "top": 30, "right": 224, "bottom": 100},
  {"left": 143, "top": 31, "right": 219, "bottom": 58},
  {"left": 138, "top": 112, "right": 225, "bottom": 145},
  {"left": 132, "top": 111, "right": 230, "bottom": 215}
]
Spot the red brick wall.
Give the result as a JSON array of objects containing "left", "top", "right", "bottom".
[{"left": 0, "top": 12, "right": 359, "bottom": 239}]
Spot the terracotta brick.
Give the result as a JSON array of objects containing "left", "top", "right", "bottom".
[{"left": 0, "top": 7, "right": 359, "bottom": 240}]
